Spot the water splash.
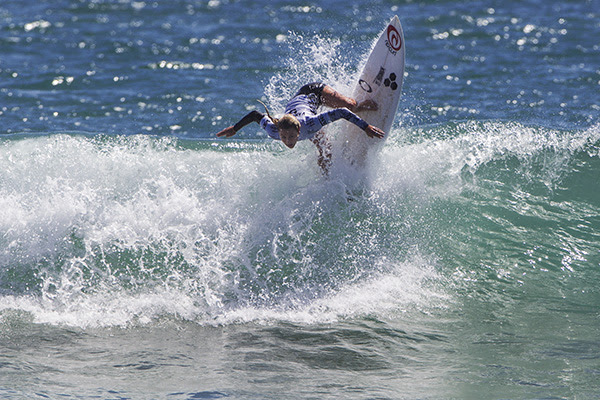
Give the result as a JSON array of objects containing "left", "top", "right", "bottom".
[
  {"left": 263, "top": 31, "right": 367, "bottom": 115},
  {"left": 0, "top": 134, "right": 446, "bottom": 328}
]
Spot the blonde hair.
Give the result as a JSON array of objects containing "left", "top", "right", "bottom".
[
  {"left": 278, "top": 114, "right": 300, "bottom": 132},
  {"left": 257, "top": 100, "right": 300, "bottom": 132}
]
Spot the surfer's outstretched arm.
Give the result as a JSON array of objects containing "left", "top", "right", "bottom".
[
  {"left": 321, "top": 85, "right": 378, "bottom": 112},
  {"left": 315, "top": 108, "right": 385, "bottom": 139},
  {"left": 216, "top": 110, "right": 264, "bottom": 137}
]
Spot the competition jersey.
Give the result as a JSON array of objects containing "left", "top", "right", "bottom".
[{"left": 259, "top": 92, "right": 369, "bottom": 141}]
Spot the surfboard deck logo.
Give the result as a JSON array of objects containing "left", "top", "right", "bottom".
[
  {"left": 339, "top": 15, "right": 405, "bottom": 165},
  {"left": 386, "top": 25, "right": 402, "bottom": 55},
  {"left": 359, "top": 79, "right": 372, "bottom": 93},
  {"left": 384, "top": 73, "right": 398, "bottom": 90}
]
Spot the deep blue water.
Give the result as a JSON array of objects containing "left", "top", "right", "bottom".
[{"left": 1, "top": 0, "right": 599, "bottom": 399}]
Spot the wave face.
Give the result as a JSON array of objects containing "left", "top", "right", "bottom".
[{"left": 1, "top": 122, "right": 598, "bottom": 329}]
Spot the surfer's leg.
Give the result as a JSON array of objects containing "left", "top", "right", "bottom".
[
  {"left": 311, "top": 129, "right": 332, "bottom": 176},
  {"left": 296, "top": 82, "right": 326, "bottom": 97},
  {"left": 321, "top": 86, "right": 377, "bottom": 112},
  {"left": 321, "top": 85, "right": 359, "bottom": 111}
]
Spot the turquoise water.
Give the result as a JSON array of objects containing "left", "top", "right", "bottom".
[{"left": 1, "top": 1, "right": 599, "bottom": 399}]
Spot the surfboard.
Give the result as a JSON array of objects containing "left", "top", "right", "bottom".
[{"left": 341, "top": 15, "right": 405, "bottom": 164}]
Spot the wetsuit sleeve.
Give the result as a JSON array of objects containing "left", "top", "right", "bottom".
[
  {"left": 259, "top": 115, "right": 280, "bottom": 140},
  {"left": 233, "top": 110, "right": 264, "bottom": 132},
  {"left": 319, "top": 108, "right": 369, "bottom": 131}
]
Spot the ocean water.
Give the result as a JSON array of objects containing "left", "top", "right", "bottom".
[{"left": 1, "top": 0, "right": 599, "bottom": 399}]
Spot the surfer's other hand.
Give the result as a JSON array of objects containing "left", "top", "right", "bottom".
[
  {"left": 365, "top": 125, "right": 385, "bottom": 139},
  {"left": 216, "top": 126, "right": 237, "bottom": 138},
  {"left": 355, "top": 99, "right": 378, "bottom": 112}
]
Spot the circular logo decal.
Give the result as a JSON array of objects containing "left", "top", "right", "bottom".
[
  {"left": 387, "top": 25, "right": 402, "bottom": 51},
  {"left": 359, "top": 79, "right": 372, "bottom": 93}
]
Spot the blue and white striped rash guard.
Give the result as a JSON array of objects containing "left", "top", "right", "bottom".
[{"left": 259, "top": 86, "right": 369, "bottom": 141}]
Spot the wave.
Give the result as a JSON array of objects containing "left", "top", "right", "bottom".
[
  {"left": 0, "top": 121, "right": 598, "bottom": 327},
  {"left": 0, "top": 133, "right": 444, "bottom": 327},
  {"left": 381, "top": 121, "right": 600, "bottom": 305}
]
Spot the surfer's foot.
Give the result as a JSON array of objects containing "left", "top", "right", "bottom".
[{"left": 355, "top": 99, "right": 378, "bottom": 112}]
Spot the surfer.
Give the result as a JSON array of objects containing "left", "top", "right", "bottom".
[{"left": 215, "top": 83, "right": 384, "bottom": 173}]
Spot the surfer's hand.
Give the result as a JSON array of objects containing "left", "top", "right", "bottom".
[
  {"left": 365, "top": 125, "right": 385, "bottom": 139},
  {"left": 216, "top": 126, "right": 237, "bottom": 138},
  {"left": 355, "top": 99, "right": 378, "bottom": 112}
]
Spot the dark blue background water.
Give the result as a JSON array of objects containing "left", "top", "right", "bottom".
[
  {"left": 1, "top": 1, "right": 599, "bottom": 399},
  {"left": 2, "top": 0, "right": 598, "bottom": 137}
]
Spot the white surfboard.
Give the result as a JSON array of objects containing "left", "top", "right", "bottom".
[{"left": 341, "top": 15, "right": 405, "bottom": 164}]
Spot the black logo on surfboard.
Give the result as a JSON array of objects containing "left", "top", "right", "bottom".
[
  {"left": 361, "top": 72, "right": 398, "bottom": 92},
  {"left": 359, "top": 79, "right": 372, "bottom": 93},
  {"left": 384, "top": 73, "right": 398, "bottom": 90},
  {"left": 374, "top": 67, "right": 385, "bottom": 86}
]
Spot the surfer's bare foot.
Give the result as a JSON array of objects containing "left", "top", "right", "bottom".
[{"left": 355, "top": 99, "right": 378, "bottom": 112}]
